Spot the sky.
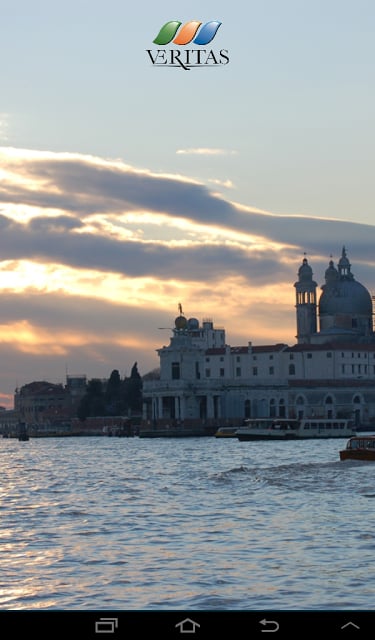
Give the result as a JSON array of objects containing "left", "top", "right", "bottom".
[{"left": 0, "top": 0, "right": 374, "bottom": 408}]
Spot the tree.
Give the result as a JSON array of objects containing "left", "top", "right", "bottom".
[
  {"left": 124, "top": 362, "right": 143, "bottom": 413},
  {"left": 76, "top": 364, "right": 144, "bottom": 420},
  {"left": 77, "top": 378, "right": 106, "bottom": 420},
  {"left": 105, "top": 369, "right": 122, "bottom": 415}
]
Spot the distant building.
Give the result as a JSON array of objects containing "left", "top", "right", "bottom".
[
  {"left": 14, "top": 380, "right": 71, "bottom": 426},
  {"left": 13, "top": 376, "right": 87, "bottom": 429},
  {"left": 65, "top": 374, "right": 87, "bottom": 410},
  {"left": 142, "top": 248, "right": 375, "bottom": 428}
]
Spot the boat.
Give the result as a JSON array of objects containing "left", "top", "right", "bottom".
[
  {"left": 236, "top": 418, "right": 356, "bottom": 441},
  {"left": 339, "top": 435, "right": 375, "bottom": 461},
  {"left": 139, "top": 425, "right": 217, "bottom": 438},
  {"left": 214, "top": 426, "right": 239, "bottom": 438}
]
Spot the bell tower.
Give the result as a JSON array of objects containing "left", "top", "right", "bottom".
[{"left": 294, "top": 255, "right": 317, "bottom": 344}]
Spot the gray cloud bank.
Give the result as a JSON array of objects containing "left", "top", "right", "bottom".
[{"left": 0, "top": 148, "right": 374, "bottom": 287}]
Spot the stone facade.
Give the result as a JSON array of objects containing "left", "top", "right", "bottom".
[{"left": 142, "top": 249, "right": 375, "bottom": 429}]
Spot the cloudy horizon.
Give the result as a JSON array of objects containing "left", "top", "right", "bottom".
[{"left": 0, "top": 145, "right": 374, "bottom": 409}]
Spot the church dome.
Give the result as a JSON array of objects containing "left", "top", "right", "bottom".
[
  {"left": 319, "top": 278, "right": 372, "bottom": 316},
  {"left": 319, "top": 248, "right": 373, "bottom": 320}
]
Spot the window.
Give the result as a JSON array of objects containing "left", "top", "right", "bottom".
[
  {"left": 289, "top": 354, "right": 294, "bottom": 360},
  {"left": 236, "top": 367, "right": 241, "bottom": 377},
  {"left": 279, "top": 399, "right": 286, "bottom": 418},
  {"left": 327, "top": 352, "right": 332, "bottom": 358},
  {"left": 171, "top": 362, "right": 180, "bottom": 380},
  {"left": 296, "top": 396, "right": 305, "bottom": 419},
  {"left": 244, "top": 399, "right": 251, "bottom": 418},
  {"left": 269, "top": 355, "right": 273, "bottom": 360},
  {"left": 307, "top": 353, "right": 312, "bottom": 359},
  {"left": 270, "top": 399, "right": 276, "bottom": 417},
  {"left": 253, "top": 367, "right": 258, "bottom": 376},
  {"left": 205, "top": 369, "right": 211, "bottom": 378},
  {"left": 269, "top": 366, "right": 274, "bottom": 375},
  {"left": 236, "top": 356, "right": 241, "bottom": 362},
  {"left": 220, "top": 368, "right": 225, "bottom": 377},
  {"left": 325, "top": 395, "right": 334, "bottom": 420},
  {"left": 289, "top": 364, "right": 295, "bottom": 375}
]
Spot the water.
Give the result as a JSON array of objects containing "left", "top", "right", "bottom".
[{"left": 1, "top": 435, "right": 375, "bottom": 611}]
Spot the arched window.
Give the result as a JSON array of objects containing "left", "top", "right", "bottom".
[
  {"left": 279, "top": 399, "right": 286, "bottom": 418},
  {"left": 259, "top": 398, "right": 267, "bottom": 417},
  {"left": 324, "top": 395, "right": 334, "bottom": 419},
  {"left": 270, "top": 398, "right": 276, "bottom": 418},
  {"left": 244, "top": 399, "right": 251, "bottom": 418},
  {"left": 296, "top": 395, "right": 305, "bottom": 419}
]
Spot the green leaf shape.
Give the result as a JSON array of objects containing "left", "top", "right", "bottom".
[{"left": 153, "top": 21, "right": 182, "bottom": 45}]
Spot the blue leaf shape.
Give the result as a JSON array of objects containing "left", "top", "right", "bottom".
[{"left": 193, "top": 21, "right": 222, "bottom": 45}]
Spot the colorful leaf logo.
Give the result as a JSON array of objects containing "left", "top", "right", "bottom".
[
  {"left": 153, "top": 20, "right": 222, "bottom": 46},
  {"left": 193, "top": 21, "right": 222, "bottom": 45},
  {"left": 173, "top": 21, "right": 201, "bottom": 45},
  {"left": 153, "top": 21, "right": 181, "bottom": 45}
]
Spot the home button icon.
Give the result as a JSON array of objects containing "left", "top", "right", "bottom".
[{"left": 175, "top": 618, "right": 201, "bottom": 634}]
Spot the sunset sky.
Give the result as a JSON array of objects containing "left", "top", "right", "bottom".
[{"left": 0, "top": 0, "right": 374, "bottom": 408}]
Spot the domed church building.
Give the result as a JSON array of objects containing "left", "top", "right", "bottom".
[
  {"left": 295, "top": 247, "right": 373, "bottom": 345},
  {"left": 142, "top": 249, "right": 375, "bottom": 430}
]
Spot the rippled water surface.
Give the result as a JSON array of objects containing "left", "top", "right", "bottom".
[{"left": 1, "top": 435, "right": 375, "bottom": 610}]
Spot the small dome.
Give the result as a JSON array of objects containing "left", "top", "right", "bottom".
[
  {"left": 175, "top": 315, "right": 188, "bottom": 330},
  {"left": 325, "top": 259, "right": 339, "bottom": 283},
  {"left": 298, "top": 257, "right": 313, "bottom": 281},
  {"left": 187, "top": 317, "right": 199, "bottom": 329},
  {"left": 338, "top": 246, "right": 350, "bottom": 268}
]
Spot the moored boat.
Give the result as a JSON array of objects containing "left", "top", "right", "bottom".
[
  {"left": 236, "top": 418, "right": 355, "bottom": 441},
  {"left": 139, "top": 425, "right": 217, "bottom": 438},
  {"left": 339, "top": 435, "right": 375, "bottom": 461},
  {"left": 214, "top": 426, "right": 239, "bottom": 438}
]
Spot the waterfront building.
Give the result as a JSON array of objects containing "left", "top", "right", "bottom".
[
  {"left": 142, "top": 248, "right": 375, "bottom": 429},
  {"left": 13, "top": 375, "right": 87, "bottom": 431},
  {"left": 14, "top": 380, "right": 72, "bottom": 427}
]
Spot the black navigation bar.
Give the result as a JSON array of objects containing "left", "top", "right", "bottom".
[{"left": 0, "top": 610, "right": 373, "bottom": 638}]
